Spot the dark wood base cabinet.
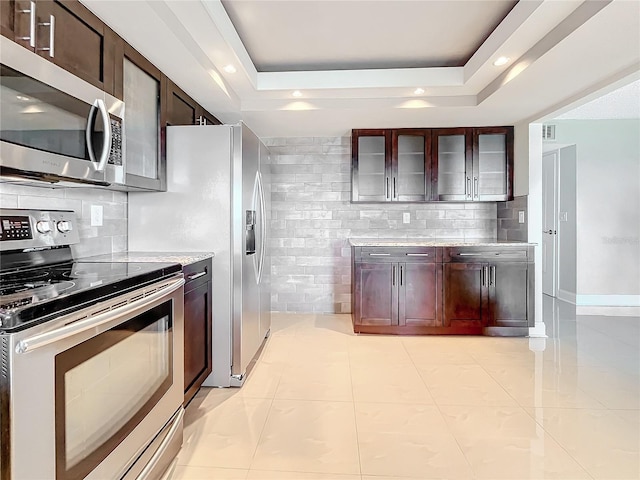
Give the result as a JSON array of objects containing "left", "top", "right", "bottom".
[
  {"left": 183, "top": 258, "right": 212, "bottom": 406},
  {"left": 352, "top": 245, "right": 534, "bottom": 336}
]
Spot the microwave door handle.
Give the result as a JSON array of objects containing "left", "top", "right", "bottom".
[
  {"left": 95, "top": 99, "right": 112, "bottom": 171},
  {"left": 85, "top": 99, "right": 111, "bottom": 172}
]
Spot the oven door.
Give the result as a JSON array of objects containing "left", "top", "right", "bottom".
[
  {"left": 5, "top": 276, "right": 184, "bottom": 480},
  {"left": 0, "top": 36, "right": 124, "bottom": 186}
]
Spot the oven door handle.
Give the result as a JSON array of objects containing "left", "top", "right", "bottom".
[{"left": 15, "top": 277, "right": 185, "bottom": 354}]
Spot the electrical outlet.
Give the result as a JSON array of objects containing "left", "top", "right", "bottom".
[
  {"left": 91, "top": 205, "right": 103, "bottom": 227},
  {"left": 403, "top": 212, "right": 410, "bottom": 224},
  {"left": 518, "top": 211, "right": 525, "bottom": 224}
]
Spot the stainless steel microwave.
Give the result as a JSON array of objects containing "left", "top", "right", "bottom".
[{"left": 0, "top": 36, "right": 124, "bottom": 186}]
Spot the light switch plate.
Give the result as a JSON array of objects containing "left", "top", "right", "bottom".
[
  {"left": 91, "top": 205, "right": 103, "bottom": 227},
  {"left": 559, "top": 212, "right": 568, "bottom": 222},
  {"left": 403, "top": 212, "right": 410, "bottom": 224},
  {"left": 518, "top": 211, "right": 525, "bottom": 224}
]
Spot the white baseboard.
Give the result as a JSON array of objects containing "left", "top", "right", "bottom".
[
  {"left": 576, "top": 306, "right": 640, "bottom": 317},
  {"left": 557, "top": 289, "right": 576, "bottom": 304},
  {"left": 575, "top": 294, "right": 640, "bottom": 307}
]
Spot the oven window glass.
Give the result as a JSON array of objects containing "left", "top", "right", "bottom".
[
  {"left": 0, "top": 64, "right": 105, "bottom": 160},
  {"left": 55, "top": 301, "right": 173, "bottom": 480}
]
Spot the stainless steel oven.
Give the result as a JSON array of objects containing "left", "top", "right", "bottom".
[
  {"left": 0, "top": 36, "right": 124, "bottom": 186},
  {"left": 0, "top": 209, "right": 184, "bottom": 480}
]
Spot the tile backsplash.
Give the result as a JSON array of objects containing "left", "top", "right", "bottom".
[
  {"left": 0, "top": 182, "right": 127, "bottom": 258},
  {"left": 497, "top": 195, "right": 528, "bottom": 242},
  {"left": 264, "top": 136, "right": 498, "bottom": 314}
]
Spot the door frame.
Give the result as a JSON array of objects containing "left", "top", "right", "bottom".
[{"left": 542, "top": 150, "right": 559, "bottom": 297}]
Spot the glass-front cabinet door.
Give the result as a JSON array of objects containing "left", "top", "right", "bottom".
[
  {"left": 473, "top": 127, "right": 512, "bottom": 201},
  {"left": 434, "top": 128, "right": 472, "bottom": 201},
  {"left": 351, "top": 130, "right": 391, "bottom": 202},
  {"left": 122, "top": 46, "right": 165, "bottom": 191},
  {"left": 392, "top": 129, "right": 431, "bottom": 201}
]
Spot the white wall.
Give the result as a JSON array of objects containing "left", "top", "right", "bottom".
[{"left": 552, "top": 119, "right": 640, "bottom": 306}]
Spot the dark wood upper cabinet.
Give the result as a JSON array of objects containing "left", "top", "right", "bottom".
[
  {"left": 353, "top": 126, "right": 512, "bottom": 203},
  {"left": 351, "top": 129, "right": 391, "bottom": 202},
  {"left": 392, "top": 129, "right": 432, "bottom": 201},
  {"left": 433, "top": 127, "right": 473, "bottom": 201},
  {"left": 120, "top": 44, "right": 166, "bottom": 191},
  {"left": 13, "top": 0, "right": 116, "bottom": 95},
  {"left": 166, "top": 81, "right": 198, "bottom": 126},
  {"left": 434, "top": 126, "right": 513, "bottom": 202},
  {"left": 196, "top": 105, "right": 222, "bottom": 126},
  {"left": 1, "top": 0, "right": 17, "bottom": 39}
]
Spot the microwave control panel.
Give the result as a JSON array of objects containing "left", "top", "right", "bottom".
[{"left": 108, "top": 118, "right": 123, "bottom": 166}]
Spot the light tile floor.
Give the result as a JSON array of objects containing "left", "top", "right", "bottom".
[{"left": 172, "top": 297, "right": 639, "bottom": 479}]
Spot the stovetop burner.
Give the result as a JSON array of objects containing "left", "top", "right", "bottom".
[
  {"left": 0, "top": 260, "right": 182, "bottom": 332},
  {"left": 0, "top": 281, "right": 76, "bottom": 310}
]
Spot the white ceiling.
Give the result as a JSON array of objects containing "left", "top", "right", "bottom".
[
  {"left": 554, "top": 79, "right": 640, "bottom": 120},
  {"left": 80, "top": 0, "right": 640, "bottom": 138}
]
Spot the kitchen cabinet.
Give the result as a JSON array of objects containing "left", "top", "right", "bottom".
[
  {"left": 352, "top": 246, "right": 440, "bottom": 334},
  {"left": 120, "top": 44, "right": 166, "bottom": 191},
  {"left": 434, "top": 126, "right": 513, "bottom": 201},
  {"left": 183, "top": 258, "right": 212, "bottom": 406},
  {"left": 443, "top": 246, "right": 533, "bottom": 336},
  {"left": 351, "top": 243, "right": 533, "bottom": 336},
  {"left": 351, "top": 129, "right": 432, "bottom": 202},
  {"left": 3, "top": 0, "right": 118, "bottom": 95},
  {"left": 166, "top": 80, "right": 198, "bottom": 126}
]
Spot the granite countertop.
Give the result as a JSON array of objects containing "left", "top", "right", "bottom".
[
  {"left": 80, "top": 251, "right": 214, "bottom": 266},
  {"left": 349, "top": 238, "right": 535, "bottom": 247}
]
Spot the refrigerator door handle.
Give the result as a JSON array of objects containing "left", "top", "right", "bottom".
[{"left": 256, "top": 171, "right": 267, "bottom": 285}]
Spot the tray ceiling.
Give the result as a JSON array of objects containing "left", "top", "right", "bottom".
[
  {"left": 80, "top": 0, "right": 640, "bottom": 137},
  {"left": 221, "top": 0, "right": 517, "bottom": 71}
]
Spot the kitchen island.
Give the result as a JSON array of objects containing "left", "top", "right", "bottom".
[{"left": 350, "top": 239, "right": 534, "bottom": 336}]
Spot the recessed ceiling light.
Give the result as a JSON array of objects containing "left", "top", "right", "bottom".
[
  {"left": 414, "top": 88, "right": 425, "bottom": 95},
  {"left": 292, "top": 90, "right": 302, "bottom": 97},
  {"left": 16, "top": 95, "right": 31, "bottom": 101},
  {"left": 223, "top": 64, "right": 236, "bottom": 74},
  {"left": 493, "top": 56, "right": 510, "bottom": 67}
]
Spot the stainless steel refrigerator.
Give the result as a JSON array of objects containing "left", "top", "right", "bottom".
[{"left": 128, "top": 123, "right": 271, "bottom": 387}]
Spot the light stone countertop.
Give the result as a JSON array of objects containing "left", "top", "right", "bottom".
[
  {"left": 80, "top": 251, "right": 214, "bottom": 266},
  {"left": 348, "top": 238, "right": 535, "bottom": 247}
]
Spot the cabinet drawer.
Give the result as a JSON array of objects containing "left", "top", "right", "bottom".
[
  {"left": 183, "top": 258, "right": 212, "bottom": 289},
  {"left": 444, "top": 247, "right": 529, "bottom": 262},
  {"left": 356, "top": 246, "right": 437, "bottom": 262}
]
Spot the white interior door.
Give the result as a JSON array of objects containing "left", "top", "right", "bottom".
[{"left": 542, "top": 151, "right": 558, "bottom": 296}]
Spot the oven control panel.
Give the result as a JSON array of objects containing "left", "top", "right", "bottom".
[{"left": 0, "top": 209, "right": 79, "bottom": 251}]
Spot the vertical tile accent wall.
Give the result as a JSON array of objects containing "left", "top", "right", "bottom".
[
  {"left": 497, "top": 195, "right": 528, "bottom": 242},
  {"left": 264, "top": 137, "right": 498, "bottom": 314},
  {"left": 0, "top": 182, "right": 127, "bottom": 258}
]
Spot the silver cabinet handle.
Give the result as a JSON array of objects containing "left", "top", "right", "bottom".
[
  {"left": 16, "top": 277, "right": 185, "bottom": 354},
  {"left": 481, "top": 266, "right": 485, "bottom": 286},
  {"left": 386, "top": 177, "right": 390, "bottom": 200},
  {"left": 37, "top": 14, "right": 55, "bottom": 57},
  {"left": 490, "top": 265, "right": 496, "bottom": 286},
  {"left": 406, "top": 253, "right": 429, "bottom": 256},
  {"left": 369, "top": 253, "right": 390, "bottom": 256},
  {"left": 187, "top": 271, "right": 207, "bottom": 281},
  {"left": 474, "top": 176, "right": 479, "bottom": 199},
  {"left": 400, "top": 264, "right": 403, "bottom": 286},
  {"left": 483, "top": 266, "right": 489, "bottom": 287},
  {"left": 392, "top": 264, "right": 396, "bottom": 286},
  {"left": 393, "top": 177, "right": 397, "bottom": 199},
  {"left": 466, "top": 177, "right": 471, "bottom": 199},
  {"left": 17, "top": 1, "right": 36, "bottom": 48},
  {"left": 459, "top": 253, "right": 482, "bottom": 256}
]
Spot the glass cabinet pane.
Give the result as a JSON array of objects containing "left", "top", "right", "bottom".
[
  {"left": 437, "top": 134, "right": 466, "bottom": 196},
  {"left": 397, "top": 135, "right": 425, "bottom": 196},
  {"left": 357, "top": 136, "right": 386, "bottom": 197},
  {"left": 477, "top": 133, "right": 506, "bottom": 196},
  {"left": 124, "top": 59, "right": 159, "bottom": 179}
]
